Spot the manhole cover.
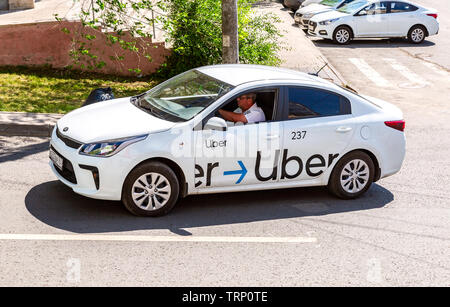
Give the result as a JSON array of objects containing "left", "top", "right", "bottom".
[{"left": 398, "top": 82, "right": 427, "bottom": 89}]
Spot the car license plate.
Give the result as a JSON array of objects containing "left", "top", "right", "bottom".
[{"left": 49, "top": 148, "right": 63, "bottom": 171}]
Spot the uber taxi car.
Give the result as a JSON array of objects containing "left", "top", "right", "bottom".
[
  {"left": 49, "top": 64, "right": 406, "bottom": 216},
  {"left": 308, "top": 0, "right": 439, "bottom": 44}
]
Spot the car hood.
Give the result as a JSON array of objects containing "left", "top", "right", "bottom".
[
  {"left": 56, "top": 97, "right": 176, "bottom": 143},
  {"left": 310, "top": 10, "right": 348, "bottom": 22}
]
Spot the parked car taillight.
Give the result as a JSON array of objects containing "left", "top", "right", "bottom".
[
  {"left": 427, "top": 13, "right": 438, "bottom": 19},
  {"left": 385, "top": 120, "right": 405, "bottom": 132}
]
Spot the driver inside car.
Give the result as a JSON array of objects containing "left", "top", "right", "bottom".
[{"left": 218, "top": 93, "right": 266, "bottom": 124}]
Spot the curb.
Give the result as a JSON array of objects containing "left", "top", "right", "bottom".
[{"left": 0, "top": 112, "right": 62, "bottom": 137}]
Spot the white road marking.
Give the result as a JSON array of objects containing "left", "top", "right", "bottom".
[
  {"left": 422, "top": 62, "right": 449, "bottom": 77},
  {"left": 349, "top": 58, "right": 391, "bottom": 87},
  {"left": 0, "top": 233, "right": 317, "bottom": 243},
  {"left": 384, "top": 58, "right": 430, "bottom": 85}
]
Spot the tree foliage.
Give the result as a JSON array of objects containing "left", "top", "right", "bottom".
[{"left": 63, "top": 0, "right": 283, "bottom": 77}]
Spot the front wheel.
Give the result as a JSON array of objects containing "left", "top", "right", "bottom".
[
  {"left": 122, "top": 161, "right": 180, "bottom": 217},
  {"left": 333, "top": 26, "right": 352, "bottom": 45},
  {"left": 328, "top": 151, "right": 375, "bottom": 199}
]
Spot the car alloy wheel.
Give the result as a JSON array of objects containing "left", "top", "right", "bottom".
[
  {"left": 122, "top": 161, "right": 179, "bottom": 216},
  {"left": 339, "top": 159, "right": 370, "bottom": 194},
  {"left": 328, "top": 151, "right": 375, "bottom": 199},
  {"left": 334, "top": 27, "right": 351, "bottom": 45},
  {"left": 410, "top": 28, "right": 425, "bottom": 43},
  {"left": 131, "top": 172, "right": 171, "bottom": 211}
]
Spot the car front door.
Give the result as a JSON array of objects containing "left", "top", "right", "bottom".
[
  {"left": 353, "top": 1, "right": 389, "bottom": 37},
  {"left": 280, "top": 86, "right": 355, "bottom": 183},
  {"left": 193, "top": 88, "right": 284, "bottom": 190}
]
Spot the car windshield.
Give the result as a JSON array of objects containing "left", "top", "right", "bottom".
[
  {"left": 136, "top": 70, "right": 234, "bottom": 122},
  {"left": 319, "top": 0, "right": 341, "bottom": 7},
  {"left": 337, "top": 0, "right": 369, "bottom": 13}
]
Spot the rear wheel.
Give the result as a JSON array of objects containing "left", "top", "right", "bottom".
[
  {"left": 122, "top": 161, "right": 179, "bottom": 216},
  {"left": 328, "top": 151, "right": 375, "bottom": 199},
  {"left": 333, "top": 26, "right": 352, "bottom": 45},
  {"left": 408, "top": 25, "right": 426, "bottom": 44}
]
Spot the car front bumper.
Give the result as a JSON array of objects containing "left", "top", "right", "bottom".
[
  {"left": 49, "top": 127, "right": 136, "bottom": 201},
  {"left": 307, "top": 21, "right": 333, "bottom": 39}
]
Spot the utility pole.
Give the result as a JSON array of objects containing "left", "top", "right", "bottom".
[{"left": 222, "top": 0, "right": 239, "bottom": 64}]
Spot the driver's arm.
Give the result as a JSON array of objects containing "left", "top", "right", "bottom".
[{"left": 218, "top": 109, "right": 248, "bottom": 123}]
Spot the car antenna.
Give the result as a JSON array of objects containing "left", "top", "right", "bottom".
[{"left": 308, "top": 62, "right": 329, "bottom": 77}]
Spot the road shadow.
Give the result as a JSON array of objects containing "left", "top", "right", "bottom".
[
  {"left": 0, "top": 140, "right": 49, "bottom": 163},
  {"left": 25, "top": 180, "right": 394, "bottom": 234},
  {"left": 312, "top": 37, "right": 436, "bottom": 49}
]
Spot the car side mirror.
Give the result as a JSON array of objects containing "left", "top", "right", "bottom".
[{"left": 204, "top": 117, "right": 227, "bottom": 131}]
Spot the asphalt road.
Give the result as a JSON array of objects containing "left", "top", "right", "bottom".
[{"left": 0, "top": 1, "right": 449, "bottom": 287}]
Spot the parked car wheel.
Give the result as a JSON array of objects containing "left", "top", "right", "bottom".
[
  {"left": 328, "top": 151, "right": 375, "bottom": 199},
  {"left": 333, "top": 26, "right": 352, "bottom": 45},
  {"left": 122, "top": 161, "right": 180, "bottom": 217},
  {"left": 408, "top": 25, "right": 427, "bottom": 44}
]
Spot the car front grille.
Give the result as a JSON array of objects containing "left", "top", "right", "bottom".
[
  {"left": 51, "top": 146, "right": 77, "bottom": 184},
  {"left": 309, "top": 21, "right": 317, "bottom": 32},
  {"left": 56, "top": 128, "right": 83, "bottom": 150}
]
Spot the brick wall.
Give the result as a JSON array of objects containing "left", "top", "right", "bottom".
[
  {"left": 8, "top": 0, "right": 34, "bottom": 10},
  {"left": 0, "top": 21, "right": 171, "bottom": 76}
]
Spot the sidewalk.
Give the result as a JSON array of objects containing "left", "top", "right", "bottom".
[{"left": 0, "top": 1, "right": 347, "bottom": 138}]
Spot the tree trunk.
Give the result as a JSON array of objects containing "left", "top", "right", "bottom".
[{"left": 222, "top": 0, "right": 239, "bottom": 64}]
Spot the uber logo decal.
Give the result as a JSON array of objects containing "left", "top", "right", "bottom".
[
  {"left": 205, "top": 140, "right": 227, "bottom": 148},
  {"left": 195, "top": 150, "right": 340, "bottom": 188}
]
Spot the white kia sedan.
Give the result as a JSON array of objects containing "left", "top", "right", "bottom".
[
  {"left": 295, "top": 0, "right": 355, "bottom": 29},
  {"left": 49, "top": 65, "right": 406, "bottom": 216},
  {"left": 308, "top": 0, "right": 439, "bottom": 44}
]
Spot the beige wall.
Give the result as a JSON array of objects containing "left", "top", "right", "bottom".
[{"left": 0, "top": 21, "right": 170, "bottom": 76}]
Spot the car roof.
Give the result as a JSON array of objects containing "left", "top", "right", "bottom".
[{"left": 196, "top": 64, "right": 329, "bottom": 87}]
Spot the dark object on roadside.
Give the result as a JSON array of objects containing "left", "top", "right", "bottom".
[
  {"left": 82, "top": 87, "right": 115, "bottom": 107},
  {"left": 284, "top": 0, "right": 305, "bottom": 11}
]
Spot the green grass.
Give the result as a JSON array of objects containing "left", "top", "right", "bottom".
[{"left": 0, "top": 66, "right": 161, "bottom": 114}]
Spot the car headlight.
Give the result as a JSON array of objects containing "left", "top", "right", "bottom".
[
  {"left": 319, "top": 18, "right": 340, "bottom": 25},
  {"left": 79, "top": 134, "right": 148, "bottom": 157}
]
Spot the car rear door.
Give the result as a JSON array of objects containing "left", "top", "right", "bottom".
[
  {"left": 280, "top": 86, "right": 355, "bottom": 183},
  {"left": 387, "top": 1, "right": 420, "bottom": 36}
]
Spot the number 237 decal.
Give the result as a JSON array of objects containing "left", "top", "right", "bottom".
[{"left": 291, "top": 130, "right": 307, "bottom": 140}]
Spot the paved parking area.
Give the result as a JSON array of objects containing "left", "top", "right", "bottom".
[
  {"left": 0, "top": 0, "right": 449, "bottom": 287},
  {"left": 0, "top": 133, "right": 449, "bottom": 286}
]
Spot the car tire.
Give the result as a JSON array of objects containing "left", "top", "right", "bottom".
[
  {"left": 333, "top": 26, "right": 352, "bottom": 45},
  {"left": 328, "top": 151, "right": 375, "bottom": 199},
  {"left": 408, "top": 25, "right": 426, "bottom": 44},
  {"left": 122, "top": 161, "right": 180, "bottom": 217}
]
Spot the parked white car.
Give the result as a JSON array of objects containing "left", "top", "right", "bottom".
[
  {"left": 308, "top": 0, "right": 439, "bottom": 44},
  {"left": 49, "top": 65, "right": 406, "bottom": 216},
  {"left": 295, "top": 0, "right": 356, "bottom": 29},
  {"left": 300, "top": 0, "right": 323, "bottom": 8}
]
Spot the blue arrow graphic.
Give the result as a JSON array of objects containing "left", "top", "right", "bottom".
[{"left": 223, "top": 161, "right": 247, "bottom": 184}]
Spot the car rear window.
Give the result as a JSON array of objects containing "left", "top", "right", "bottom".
[{"left": 287, "top": 87, "right": 351, "bottom": 119}]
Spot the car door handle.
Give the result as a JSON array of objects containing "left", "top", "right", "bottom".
[
  {"left": 336, "top": 126, "right": 352, "bottom": 133},
  {"left": 265, "top": 134, "right": 279, "bottom": 140}
]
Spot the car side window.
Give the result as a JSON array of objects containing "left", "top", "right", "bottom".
[
  {"left": 287, "top": 87, "right": 350, "bottom": 120},
  {"left": 390, "top": 2, "right": 418, "bottom": 13},
  {"left": 359, "top": 2, "right": 388, "bottom": 15}
]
